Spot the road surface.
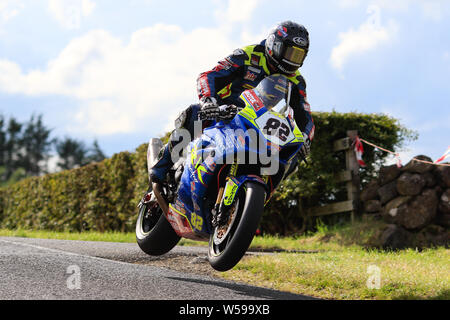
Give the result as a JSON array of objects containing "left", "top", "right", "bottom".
[{"left": 0, "top": 237, "right": 315, "bottom": 300}]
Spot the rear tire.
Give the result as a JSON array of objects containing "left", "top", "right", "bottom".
[
  {"left": 136, "top": 199, "right": 180, "bottom": 256},
  {"left": 208, "top": 182, "right": 265, "bottom": 272}
]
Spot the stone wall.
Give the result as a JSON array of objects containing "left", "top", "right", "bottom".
[{"left": 361, "top": 155, "right": 450, "bottom": 249}]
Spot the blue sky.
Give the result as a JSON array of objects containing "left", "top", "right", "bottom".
[{"left": 0, "top": 0, "right": 449, "bottom": 166}]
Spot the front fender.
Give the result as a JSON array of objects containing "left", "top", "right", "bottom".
[{"left": 220, "top": 175, "right": 268, "bottom": 212}]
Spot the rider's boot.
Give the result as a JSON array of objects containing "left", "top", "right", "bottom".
[
  {"left": 149, "top": 142, "right": 174, "bottom": 184},
  {"left": 149, "top": 104, "right": 201, "bottom": 184}
]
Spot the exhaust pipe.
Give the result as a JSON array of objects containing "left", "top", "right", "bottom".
[
  {"left": 147, "top": 138, "right": 169, "bottom": 215},
  {"left": 147, "top": 138, "right": 164, "bottom": 181},
  {"left": 152, "top": 182, "right": 169, "bottom": 215}
]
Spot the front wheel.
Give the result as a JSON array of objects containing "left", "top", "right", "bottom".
[
  {"left": 136, "top": 193, "right": 180, "bottom": 256},
  {"left": 208, "top": 182, "right": 266, "bottom": 272}
]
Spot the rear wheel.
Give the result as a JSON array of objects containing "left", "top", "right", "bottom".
[
  {"left": 208, "top": 182, "right": 266, "bottom": 272},
  {"left": 136, "top": 193, "right": 180, "bottom": 256}
]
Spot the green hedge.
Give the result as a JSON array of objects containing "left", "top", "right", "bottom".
[
  {"left": 0, "top": 111, "right": 416, "bottom": 234},
  {"left": 0, "top": 144, "right": 148, "bottom": 232},
  {"left": 261, "top": 110, "right": 417, "bottom": 234}
]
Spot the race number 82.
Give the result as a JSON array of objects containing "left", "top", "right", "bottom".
[{"left": 263, "top": 118, "right": 290, "bottom": 142}]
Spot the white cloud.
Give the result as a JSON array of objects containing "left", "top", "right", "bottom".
[
  {"left": 422, "top": 2, "right": 443, "bottom": 22},
  {"left": 336, "top": 0, "right": 448, "bottom": 21},
  {"left": 0, "top": 24, "right": 259, "bottom": 135},
  {"left": 336, "top": 0, "right": 362, "bottom": 8},
  {"left": 0, "top": 0, "right": 265, "bottom": 136},
  {"left": 0, "top": 0, "right": 23, "bottom": 27},
  {"left": 221, "top": 0, "right": 260, "bottom": 23},
  {"left": 330, "top": 5, "right": 398, "bottom": 71},
  {"left": 48, "top": 0, "right": 96, "bottom": 30}
]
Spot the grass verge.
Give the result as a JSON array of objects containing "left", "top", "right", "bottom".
[{"left": 0, "top": 218, "right": 448, "bottom": 300}]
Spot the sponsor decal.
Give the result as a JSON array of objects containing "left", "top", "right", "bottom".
[
  {"left": 223, "top": 180, "right": 239, "bottom": 206},
  {"left": 250, "top": 54, "right": 260, "bottom": 66},
  {"left": 173, "top": 202, "right": 186, "bottom": 214},
  {"left": 166, "top": 208, "right": 183, "bottom": 234},
  {"left": 175, "top": 199, "right": 185, "bottom": 208},
  {"left": 274, "top": 84, "right": 288, "bottom": 94},
  {"left": 204, "top": 155, "right": 217, "bottom": 171},
  {"left": 277, "top": 26, "right": 288, "bottom": 38},
  {"left": 243, "top": 90, "right": 264, "bottom": 111},
  {"left": 244, "top": 71, "right": 257, "bottom": 81},
  {"left": 293, "top": 37, "right": 308, "bottom": 46},
  {"left": 198, "top": 75, "right": 211, "bottom": 96},
  {"left": 248, "top": 66, "right": 261, "bottom": 74},
  {"left": 278, "top": 77, "right": 288, "bottom": 85}
]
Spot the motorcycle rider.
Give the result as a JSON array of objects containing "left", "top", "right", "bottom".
[{"left": 149, "top": 20, "right": 315, "bottom": 184}]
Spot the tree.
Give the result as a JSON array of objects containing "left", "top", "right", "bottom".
[
  {"left": 18, "top": 114, "right": 54, "bottom": 176},
  {"left": 55, "top": 137, "right": 89, "bottom": 170},
  {"left": 4, "top": 117, "right": 22, "bottom": 179},
  {"left": 0, "top": 115, "right": 6, "bottom": 167},
  {"left": 86, "top": 139, "right": 106, "bottom": 163},
  {"left": 55, "top": 137, "right": 107, "bottom": 171},
  {"left": 0, "top": 113, "right": 107, "bottom": 183}
]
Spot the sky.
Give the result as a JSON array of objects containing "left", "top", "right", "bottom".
[{"left": 0, "top": 0, "right": 449, "bottom": 166}]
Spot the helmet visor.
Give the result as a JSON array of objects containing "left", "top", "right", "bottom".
[{"left": 282, "top": 46, "right": 306, "bottom": 67}]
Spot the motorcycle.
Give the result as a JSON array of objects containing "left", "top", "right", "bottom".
[{"left": 135, "top": 74, "right": 305, "bottom": 272}]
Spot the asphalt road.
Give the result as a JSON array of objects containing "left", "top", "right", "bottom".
[{"left": 0, "top": 237, "right": 314, "bottom": 300}]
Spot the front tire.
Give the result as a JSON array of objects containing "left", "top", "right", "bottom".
[
  {"left": 208, "top": 182, "right": 266, "bottom": 272},
  {"left": 136, "top": 198, "right": 180, "bottom": 256}
]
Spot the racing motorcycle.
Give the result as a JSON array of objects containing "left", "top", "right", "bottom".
[{"left": 135, "top": 74, "right": 305, "bottom": 272}]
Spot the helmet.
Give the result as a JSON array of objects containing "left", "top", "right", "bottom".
[{"left": 265, "top": 21, "right": 309, "bottom": 74}]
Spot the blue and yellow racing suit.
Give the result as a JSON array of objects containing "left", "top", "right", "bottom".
[{"left": 197, "top": 40, "right": 315, "bottom": 141}]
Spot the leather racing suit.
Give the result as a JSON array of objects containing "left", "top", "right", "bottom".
[{"left": 149, "top": 40, "right": 315, "bottom": 183}]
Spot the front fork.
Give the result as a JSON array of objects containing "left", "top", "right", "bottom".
[
  {"left": 212, "top": 163, "right": 239, "bottom": 227},
  {"left": 212, "top": 163, "right": 269, "bottom": 227}
]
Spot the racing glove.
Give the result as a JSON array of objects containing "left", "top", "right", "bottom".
[
  {"left": 199, "top": 96, "right": 219, "bottom": 120},
  {"left": 218, "top": 104, "right": 238, "bottom": 120}
]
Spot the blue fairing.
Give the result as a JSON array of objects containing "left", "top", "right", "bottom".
[
  {"left": 174, "top": 117, "right": 301, "bottom": 237},
  {"left": 171, "top": 75, "right": 305, "bottom": 238}
]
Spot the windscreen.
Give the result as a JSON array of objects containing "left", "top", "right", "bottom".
[{"left": 253, "top": 74, "right": 289, "bottom": 110}]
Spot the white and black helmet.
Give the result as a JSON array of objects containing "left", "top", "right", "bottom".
[{"left": 265, "top": 21, "right": 310, "bottom": 74}]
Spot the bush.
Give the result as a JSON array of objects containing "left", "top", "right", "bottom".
[
  {"left": 261, "top": 111, "right": 417, "bottom": 235},
  {"left": 0, "top": 150, "right": 148, "bottom": 232},
  {"left": 0, "top": 111, "right": 416, "bottom": 234}
]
